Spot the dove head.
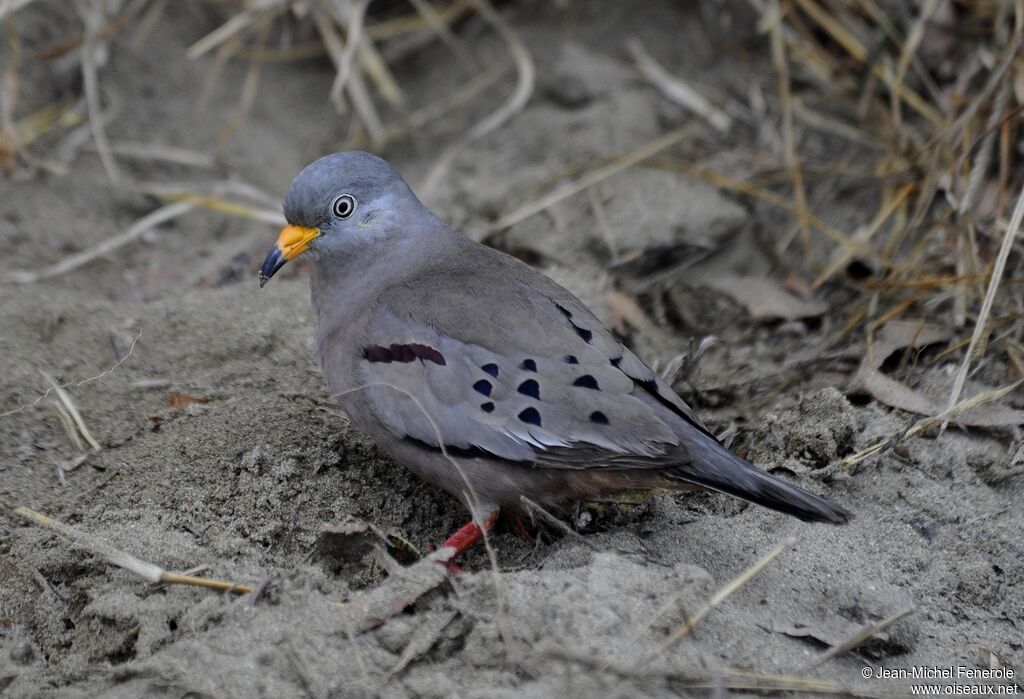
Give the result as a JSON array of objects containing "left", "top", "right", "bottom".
[{"left": 259, "top": 151, "right": 426, "bottom": 286}]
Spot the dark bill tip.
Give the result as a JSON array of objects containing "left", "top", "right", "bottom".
[{"left": 259, "top": 247, "right": 285, "bottom": 288}]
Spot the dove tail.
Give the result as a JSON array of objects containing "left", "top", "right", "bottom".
[{"left": 669, "top": 432, "right": 851, "bottom": 525}]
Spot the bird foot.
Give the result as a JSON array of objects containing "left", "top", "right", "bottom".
[{"left": 433, "top": 510, "right": 498, "bottom": 573}]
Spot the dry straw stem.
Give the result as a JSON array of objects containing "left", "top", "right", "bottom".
[
  {"left": 420, "top": 0, "right": 535, "bottom": 197},
  {"left": 39, "top": 371, "right": 101, "bottom": 451},
  {"left": 890, "top": 0, "right": 941, "bottom": 130},
  {"left": 186, "top": 1, "right": 267, "bottom": 60},
  {"left": 813, "top": 182, "right": 913, "bottom": 288},
  {"left": 50, "top": 399, "right": 84, "bottom": 452},
  {"left": 548, "top": 647, "right": 892, "bottom": 698},
  {"left": 636, "top": 537, "right": 795, "bottom": 669},
  {"left": 78, "top": 0, "right": 120, "bottom": 185},
  {"left": 312, "top": 6, "right": 386, "bottom": 147},
  {"left": 842, "top": 379, "right": 1024, "bottom": 468},
  {"left": 228, "top": 1, "right": 474, "bottom": 62},
  {"left": 625, "top": 38, "right": 731, "bottom": 134},
  {"left": 1, "top": 15, "right": 22, "bottom": 175},
  {"left": 490, "top": 125, "right": 697, "bottom": 232},
  {"left": 803, "top": 606, "right": 915, "bottom": 671},
  {"left": 215, "top": 17, "right": 270, "bottom": 150},
  {"left": 407, "top": 0, "right": 476, "bottom": 69},
  {"left": 791, "top": 0, "right": 941, "bottom": 125},
  {"left": 649, "top": 156, "right": 863, "bottom": 254},
  {"left": 322, "top": 0, "right": 406, "bottom": 111},
  {"left": 764, "top": 0, "right": 811, "bottom": 260},
  {"left": 85, "top": 140, "right": 216, "bottom": 169},
  {"left": 5, "top": 200, "right": 196, "bottom": 283},
  {"left": 943, "top": 178, "right": 1024, "bottom": 427},
  {"left": 135, "top": 178, "right": 281, "bottom": 209},
  {"left": 13, "top": 506, "right": 253, "bottom": 593},
  {"left": 0, "top": 330, "right": 141, "bottom": 419},
  {"left": 13, "top": 100, "right": 83, "bottom": 153},
  {"left": 326, "top": 0, "right": 370, "bottom": 110},
  {"left": 160, "top": 193, "right": 285, "bottom": 225},
  {"left": 386, "top": 61, "right": 509, "bottom": 141}
]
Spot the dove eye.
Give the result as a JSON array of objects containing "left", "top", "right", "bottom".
[{"left": 331, "top": 194, "right": 356, "bottom": 219}]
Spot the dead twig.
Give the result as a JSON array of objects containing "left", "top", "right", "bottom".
[
  {"left": 803, "top": 606, "right": 915, "bottom": 671},
  {"left": 421, "top": 0, "right": 535, "bottom": 197},
  {"left": 77, "top": 0, "right": 120, "bottom": 184},
  {"left": 546, "top": 645, "right": 891, "bottom": 697},
  {"left": 5, "top": 201, "right": 196, "bottom": 284},
  {"left": 635, "top": 537, "right": 794, "bottom": 668},
  {"left": 626, "top": 38, "right": 731, "bottom": 133},
  {"left": 1, "top": 330, "right": 142, "bottom": 419},
  {"left": 39, "top": 371, "right": 101, "bottom": 451},
  {"left": 13, "top": 507, "right": 252, "bottom": 594},
  {"left": 843, "top": 379, "right": 1024, "bottom": 468},
  {"left": 327, "top": 0, "right": 370, "bottom": 111},
  {"left": 943, "top": 179, "right": 1024, "bottom": 429},
  {"left": 312, "top": 6, "right": 386, "bottom": 147},
  {"left": 490, "top": 125, "right": 696, "bottom": 231}
]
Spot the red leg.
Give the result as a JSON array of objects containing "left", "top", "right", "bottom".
[{"left": 437, "top": 510, "right": 498, "bottom": 573}]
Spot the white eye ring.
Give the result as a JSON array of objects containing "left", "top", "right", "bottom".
[{"left": 331, "top": 194, "right": 356, "bottom": 219}]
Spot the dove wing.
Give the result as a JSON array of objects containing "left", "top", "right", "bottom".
[{"left": 352, "top": 241, "right": 717, "bottom": 469}]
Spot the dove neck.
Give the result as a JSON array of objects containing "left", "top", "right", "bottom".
[{"left": 309, "top": 216, "right": 459, "bottom": 333}]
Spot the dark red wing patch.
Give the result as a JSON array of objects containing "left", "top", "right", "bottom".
[{"left": 363, "top": 343, "right": 446, "bottom": 366}]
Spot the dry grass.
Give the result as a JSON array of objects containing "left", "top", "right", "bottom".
[{"left": 0, "top": 0, "right": 519, "bottom": 269}]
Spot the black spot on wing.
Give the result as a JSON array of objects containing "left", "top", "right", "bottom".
[
  {"left": 481, "top": 363, "right": 499, "bottom": 377},
  {"left": 520, "top": 359, "right": 537, "bottom": 372},
  {"left": 573, "top": 375, "right": 600, "bottom": 390},
  {"left": 589, "top": 411, "right": 609, "bottom": 425},
  {"left": 363, "top": 343, "right": 445, "bottom": 365},
  {"left": 473, "top": 379, "right": 493, "bottom": 397},
  {"left": 518, "top": 407, "right": 542, "bottom": 426},
  {"left": 554, "top": 302, "right": 593, "bottom": 343},
  {"left": 517, "top": 379, "right": 540, "bottom": 399},
  {"left": 564, "top": 355, "right": 579, "bottom": 364},
  {"left": 481, "top": 402, "right": 495, "bottom": 413},
  {"left": 610, "top": 356, "right": 623, "bottom": 368}
]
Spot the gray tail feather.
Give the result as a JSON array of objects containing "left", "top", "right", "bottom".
[{"left": 671, "top": 433, "right": 851, "bottom": 525}]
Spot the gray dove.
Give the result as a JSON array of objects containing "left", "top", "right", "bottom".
[{"left": 259, "top": 152, "right": 850, "bottom": 568}]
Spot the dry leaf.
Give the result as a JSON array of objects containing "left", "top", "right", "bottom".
[
  {"left": 705, "top": 274, "right": 827, "bottom": 321},
  {"left": 857, "top": 320, "right": 1024, "bottom": 427},
  {"left": 167, "top": 392, "right": 213, "bottom": 409},
  {"left": 860, "top": 367, "right": 1024, "bottom": 427},
  {"left": 784, "top": 274, "right": 814, "bottom": 301},
  {"left": 867, "top": 319, "right": 951, "bottom": 370},
  {"left": 606, "top": 290, "right": 649, "bottom": 335}
]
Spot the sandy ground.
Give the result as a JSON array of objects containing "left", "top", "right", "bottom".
[{"left": 1, "top": 2, "right": 1022, "bottom": 697}]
